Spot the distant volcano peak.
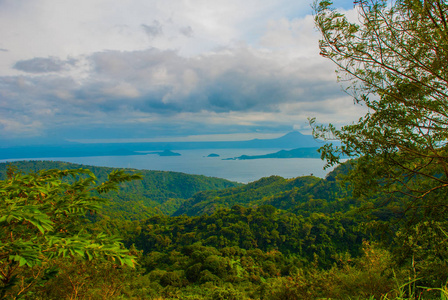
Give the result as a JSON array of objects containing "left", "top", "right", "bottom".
[
  {"left": 278, "top": 131, "right": 305, "bottom": 138},
  {"left": 244, "top": 131, "right": 319, "bottom": 149}
]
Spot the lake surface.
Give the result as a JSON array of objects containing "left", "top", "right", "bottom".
[{"left": 1, "top": 148, "right": 334, "bottom": 183}]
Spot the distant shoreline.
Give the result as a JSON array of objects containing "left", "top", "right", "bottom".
[
  {"left": 0, "top": 131, "right": 323, "bottom": 160},
  {"left": 225, "top": 147, "right": 321, "bottom": 160}
]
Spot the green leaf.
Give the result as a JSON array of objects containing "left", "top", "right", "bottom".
[{"left": 18, "top": 257, "right": 27, "bottom": 267}]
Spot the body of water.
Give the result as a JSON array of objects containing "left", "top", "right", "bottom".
[{"left": 1, "top": 148, "right": 333, "bottom": 183}]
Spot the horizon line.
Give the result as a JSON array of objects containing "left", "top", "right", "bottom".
[{"left": 66, "top": 131, "right": 307, "bottom": 144}]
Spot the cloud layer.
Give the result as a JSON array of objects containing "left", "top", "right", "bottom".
[{"left": 0, "top": 0, "right": 364, "bottom": 144}]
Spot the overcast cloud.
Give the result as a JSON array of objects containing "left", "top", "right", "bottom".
[{"left": 0, "top": 0, "right": 364, "bottom": 145}]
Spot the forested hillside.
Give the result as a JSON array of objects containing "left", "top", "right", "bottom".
[
  {"left": 2, "top": 157, "right": 448, "bottom": 298},
  {"left": 172, "top": 161, "right": 356, "bottom": 217},
  {"left": 173, "top": 175, "right": 318, "bottom": 216},
  {"left": 0, "top": 160, "right": 241, "bottom": 219}
]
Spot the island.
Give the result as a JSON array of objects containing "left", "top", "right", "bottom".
[
  {"left": 206, "top": 153, "right": 220, "bottom": 157},
  {"left": 225, "top": 147, "right": 321, "bottom": 160},
  {"left": 148, "top": 149, "right": 181, "bottom": 157}
]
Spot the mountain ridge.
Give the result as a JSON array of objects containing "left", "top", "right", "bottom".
[{"left": 0, "top": 131, "right": 322, "bottom": 160}]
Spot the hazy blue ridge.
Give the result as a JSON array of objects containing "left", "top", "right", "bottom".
[
  {"left": 0, "top": 131, "right": 323, "bottom": 160},
  {"left": 227, "top": 147, "right": 321, "bottom": 160},
  {"left": 0, "top": 144, "right": 146, "bottom": 160}
]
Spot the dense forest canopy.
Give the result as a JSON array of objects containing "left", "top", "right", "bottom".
[
  {"left": 1, "top": 156, "right": 447, "bottom": 298},
  {"left": 0, "top": 161, "right": 241, "bottom": 219}
]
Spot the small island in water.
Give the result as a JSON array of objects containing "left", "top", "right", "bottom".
[
  {"left": 148, "top": 149, "right": 181, "bottom": 157},
  {"left": 206, "top": 153, "right": 220, "bottom": 157}
]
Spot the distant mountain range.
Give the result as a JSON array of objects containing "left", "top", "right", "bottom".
[{"left": 0, "top": 131, "right": 324, "bottom": 160}]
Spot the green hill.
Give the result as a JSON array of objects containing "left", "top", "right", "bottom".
[
  {"left": 172, "top": 163, "right": 355, "bottom": 217},
  {"left": 0, "top": 160, "right": 242, "bottom": 219},
  {"left": 3, "top": 159, "right": 444, "bottom": 298}
]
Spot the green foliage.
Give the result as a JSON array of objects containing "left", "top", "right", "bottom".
[
  {"left": 207, "top": 286, "right": 244, "bottom": 300},
  {"left": 393, "top": 220, "right": 448, "bottom": 289},
  {"left": 174, "top": 175, "right": 322, "bottom": 216},
  {"left": 313, "top": 0, "right": 448, "bottom": 297},
  {"left": 0, "top": 161, "right": 242, "bottom": 220},
  {"left": 131, "top": 204, "right": 364, "bottom": 270},
  {"left": 0, "top": 167, "right": 140, "bottom": 298},
  {"left": 2, "top": 159, "right": 447, "bottom": 298},
  {"left": 32, "top": 256, "right": 154, "bottom": 300},
  {"left": 256, "top": 242, "right": 397, "bottom": 300},
  {"left": 312, "top": 0, "right": 448, "bottom": 203}
]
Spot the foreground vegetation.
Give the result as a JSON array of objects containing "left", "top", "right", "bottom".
[
  {"left": 0, "top": 160, "right": 241, "bottom": 220},
  {"left": 1, "top": 160, "right": 448, "bottom": 299}
]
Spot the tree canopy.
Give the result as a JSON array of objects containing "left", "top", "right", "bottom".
[
  {"left": 312, "top": 0, "right": 448, "bottom": 209},
  {"left": 0, "top": 167, "right": 141, "bottom": 298}
]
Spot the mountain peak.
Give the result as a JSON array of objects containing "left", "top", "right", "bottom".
[
  {"left": 241, "top": 131, "right": 319, "bottom": 149},
  {"left": 279, "top": 131, "right": 304, "bottom": 138},
  {"left": 274, "top": 131, "right": 307, "bottom": 142}
]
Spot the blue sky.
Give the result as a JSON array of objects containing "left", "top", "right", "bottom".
[{"left": 0, "top": 0, "right": 364, "bottom": 146}]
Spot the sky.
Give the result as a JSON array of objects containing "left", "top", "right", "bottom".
[{"left": 0, "top": 0, "right": 365, "bottom": 146}]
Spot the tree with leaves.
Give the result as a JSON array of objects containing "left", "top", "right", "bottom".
[
  {"left": 312, "top": 0, "right": 448, "bottom": 290},
  {"left": 0, "top": 167, "right": 141, "bottom": 298},
  {"left": 312, "top": 0, "right": 448, "bottom": 210}
]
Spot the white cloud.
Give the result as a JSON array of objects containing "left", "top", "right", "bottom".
[
  {"left": 0, "top": 0, "right": 365, "bottom": 142},
  {"left": 0, "top": 0, "right": 314, "bottom": 75}
]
